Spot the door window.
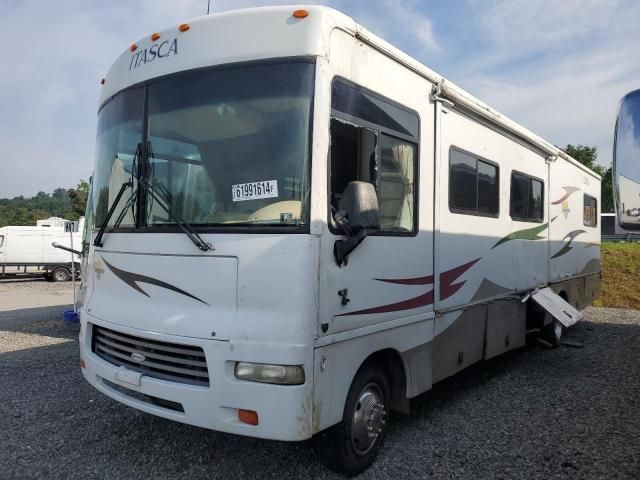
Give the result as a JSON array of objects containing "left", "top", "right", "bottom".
[{"left": 329, "top": 79, "right": 419, "bottom": 234}]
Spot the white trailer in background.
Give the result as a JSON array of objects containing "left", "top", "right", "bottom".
[
  {"left": 79, "top": 7, "right": 601, "bottom": 475},
  {"left": 0, "top": 217, "right": 82, "bottom": 281}
]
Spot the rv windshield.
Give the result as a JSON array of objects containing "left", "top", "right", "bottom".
[{"left": 92, "top": 60, "right": 315, "bottom": 230}]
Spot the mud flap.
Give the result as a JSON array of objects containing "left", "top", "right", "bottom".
[{"left": 530, "top": 287, "right": 583, "bottom": 328}]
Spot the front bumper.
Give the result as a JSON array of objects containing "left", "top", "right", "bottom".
[{"left": 79, "top": 313, "right": 313, "bottom": 441}]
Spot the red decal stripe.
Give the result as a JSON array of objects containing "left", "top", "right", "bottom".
[
  {"left": 440, "top": 258, "right": 481, "bottom": 301},
  {"left": 337, "top": 258, "right": 481, "bottom": 317},
  {"left": 373, "top": 274, "right": 434, "bottom": 285}
]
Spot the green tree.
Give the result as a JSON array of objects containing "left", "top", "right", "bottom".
[
  {"left": 563, "top": 144, "right": 613, "bottom": 213},
  {"left": 68, "top": 180, "right": 90, "bottom": 220},
  {"left": 0, "top": 180, "right": 89, "bottom": 227}
]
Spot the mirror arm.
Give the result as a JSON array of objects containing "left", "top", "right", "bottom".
[{"left": 333, "top": 229, "right": 368, "bottom": 267}]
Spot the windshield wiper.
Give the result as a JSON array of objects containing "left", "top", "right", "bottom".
[
  {"left": 93, "top": 179, "right": 134, "bottom": 248},
  {"left": 93, "top": 143, "right": 142, "bottom": 248},
  {"left": 141, "top": 141, "right": 213, "bottom": 252},
  {"left": 139, "top": 175, "right": 212, "bottom": 252}
]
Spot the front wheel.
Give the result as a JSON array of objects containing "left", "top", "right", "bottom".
[{"left": 314, "top": 365, "right": 389, "bottom": 476}]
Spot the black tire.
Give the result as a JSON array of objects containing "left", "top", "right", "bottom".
[
  {"left": 542, "top": 320, "right": 564, "bottom": 346},
  {"left": 313, "top": 364, "right": 390, "bottom": 476},
  {"left": 51, "top": 267, "right": 71, "bottom": 282}
]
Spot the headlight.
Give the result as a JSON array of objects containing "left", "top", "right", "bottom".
[{"left": 234, "top": 362, "right": 305, "bottom": 385}]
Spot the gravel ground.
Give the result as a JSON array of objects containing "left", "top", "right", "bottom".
[
  {"left": 0, "top": 278, "right": 74, "bottom": 311},
  {"left": 0, "top": 287, "right": 639, "bottom": 479}
]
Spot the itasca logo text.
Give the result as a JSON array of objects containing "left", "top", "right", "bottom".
[{"left": 129, "top": 38, "right": 178, "bottom": 70}]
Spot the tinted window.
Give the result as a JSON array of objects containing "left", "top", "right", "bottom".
[
  {"left": 450, "top": 149, "right": 499, "bottom": 216},
  {"left": 530, "top": 179, "right": 543, "bottom": 220},
  {"left": 332, "top": 80, "right": 419, "bottom": 138},
  {"left": 478, "top": 161, "right": 499, "bottom": 214},
  {"left": 510, "top": 172, "right": 544, "bottom": 222},
  {"left": 584, "top": 194, "right": 598, "bottom": 227}
]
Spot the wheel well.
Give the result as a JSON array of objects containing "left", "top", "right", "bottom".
[
  {"left": 359, "top": 349, "right": 409, "bottom": 413},
  {"left": 558, "top": 290, "right": 569, "bottom": 301}
]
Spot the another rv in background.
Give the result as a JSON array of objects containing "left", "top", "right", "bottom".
[
  {"left": 613, "top": 89, "right": 640, "bottom": 231},
  {"left": 0, "top": 217, "right": 82, "bottom": 281}
]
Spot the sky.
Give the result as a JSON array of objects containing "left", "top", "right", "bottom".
[{"left": 1, "top": 0, "right": 638, "bottom": 198}]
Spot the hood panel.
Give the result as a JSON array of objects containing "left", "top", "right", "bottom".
[{"left": 87, "top": 252, "right": 237, "bottom": 340}]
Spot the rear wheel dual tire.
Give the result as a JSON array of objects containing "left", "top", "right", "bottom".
[{"left": 314, "top": 365, "right": 390, "bottom": 477}]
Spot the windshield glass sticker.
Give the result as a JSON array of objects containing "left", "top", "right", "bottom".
[{"left": 232, "top": 180, "right": 278, "bottom": 202}]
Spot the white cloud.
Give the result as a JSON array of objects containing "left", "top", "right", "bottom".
[{"left": 455, "top": 0, "right": 640, "bottom": 168}]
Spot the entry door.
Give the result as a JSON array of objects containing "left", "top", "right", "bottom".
[{"left": 318, "top": 79, "right": 433, "bottom": 336}]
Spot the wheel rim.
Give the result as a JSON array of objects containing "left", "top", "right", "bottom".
[
  {"left": 350, "top": 382, "right": 386, "bottom": 455},
  {"left": 55, "top": 270, "right": 66, "bottom": 281}
]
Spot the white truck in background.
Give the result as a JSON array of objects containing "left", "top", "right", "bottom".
[{"left": 0, "top": 217, "right": 83, "bottom": 281}]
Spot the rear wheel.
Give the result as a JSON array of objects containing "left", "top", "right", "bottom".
[
  {"left": 51, "top": 267, "right": 71, "bottom": 282},
  {"left": 314, "top": 364, "right": 389, "bottom": 476}
]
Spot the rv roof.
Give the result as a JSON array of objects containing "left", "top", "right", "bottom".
[{"left": 99, "top": 5, "right": 600, "bottom": 181}]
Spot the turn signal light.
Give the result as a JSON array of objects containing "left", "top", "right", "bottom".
[
  {"left": 80, "top": 358, "right": 86, "bottom": 369},
  {"left": 151, "top": 32, "right": 160, "bottom": 41},
  {"left": 238, "top": 409, "right": 259, "bottom": 426},
  {"left": 292, "top": 9, "right": 309, "bottom": 18},
  {"left": 179, "top": 23, "right": 190, "bottom": 32},
  {"left": 130, "top": 43, "right": 138, "bottom": 52}
]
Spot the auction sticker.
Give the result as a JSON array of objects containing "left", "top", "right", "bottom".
[{"left": 232, "top": 180, "right": 278, "bottom": 202}]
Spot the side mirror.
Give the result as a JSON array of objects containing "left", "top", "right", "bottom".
[
  {"left": 614, "top": 89, "right": 640, "bottom": 230},
  {"left": 339, "top": 181, "right": 380, "bottom": 231},
  {"left": 333, "top": 181, "right": 380, "bottom": 267}
]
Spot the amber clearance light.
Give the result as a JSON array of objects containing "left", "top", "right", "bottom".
[
  {"left": 292, "top": 9, "right": 309, "bottom": 18},
  {"left": 238, "top": 409, "right": 259, "bottom": 426},
  {"left": 178, "top": 23, "right": 190, "bottom": 32},
  {"left": 130, "top": 43, "right": 138, "bottom": 52},
  {"left": 151, "top": 32, "right": 160, "bottom": 41}
]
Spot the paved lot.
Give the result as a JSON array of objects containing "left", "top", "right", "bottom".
[{"left": 0, "top": 282, "right": 639, "bottom": 479}]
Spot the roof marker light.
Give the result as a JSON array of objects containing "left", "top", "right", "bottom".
[
  {"left": 293, "top": 9, "right": 309, "bottom": 18},
  {"left": 179, "top": 23, "right": 190, "bottom": 32},
  {"left": 130, "top": 43, "right": 138, "bottom": 52},
  {"left": 151, "top": 32, "right": 160, "bottom": 41}
]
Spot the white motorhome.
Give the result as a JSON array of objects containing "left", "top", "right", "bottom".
[
  {"left": 79, "top": 7, "right": 601, "bottom": 475},
  {"left": 0, "top": 217, "right": 82, "bottom": 281}
]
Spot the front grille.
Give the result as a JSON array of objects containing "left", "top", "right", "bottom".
[{"left": 92, "top": 325, "right": 209, "bottom": 387}]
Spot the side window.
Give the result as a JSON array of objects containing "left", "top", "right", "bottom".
[
  {"left": 584, "top": 194, "right": 597, "bottom": 227},
  {"left": 510, "top": 171, "right": 544, "bottom": 222},
  {"left": 0, "top": 235, "right": 4, "bottom": 248},
  {"left": 330, "top": 79, "right": 418, "bottom": 233},
  {"left": 449, "top": 148, "right": 499, "bottom": 216}
]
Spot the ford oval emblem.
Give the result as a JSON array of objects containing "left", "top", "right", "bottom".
[{"left": 131, "top": 352, "right": 146, "bottom": 362}]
